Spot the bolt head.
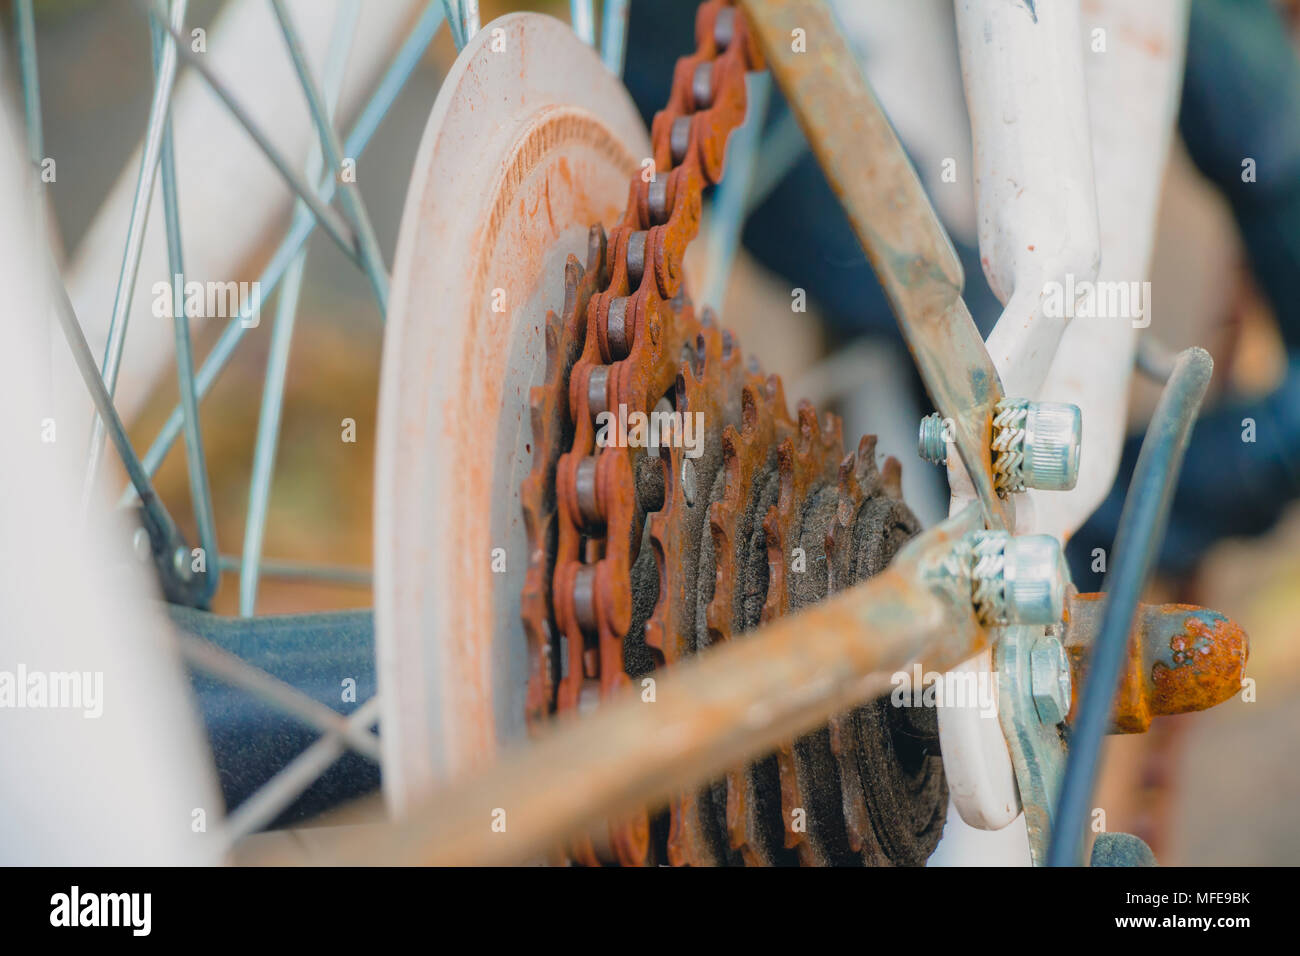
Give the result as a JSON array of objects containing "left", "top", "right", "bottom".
[
  {"left": 1022, "top": 402, "right": 1082, "bottom": 491},
  {"left": 1003, "top": 534, "right": 1067, "bottom": 626},
  {"left": 1030, "top": 636, "right": 1072, "bottom": 725}
]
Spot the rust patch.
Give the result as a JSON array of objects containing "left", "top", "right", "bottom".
[
  {"left": 1149, "top": 610, "right": 1248, "bottom": 721},
  {"left": 1065, "top": 594, "right": 1249, "bottom": 733}
]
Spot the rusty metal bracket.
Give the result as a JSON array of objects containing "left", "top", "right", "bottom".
[{"left": 740, "top": 0, "right": 1011, "bottom": 530}]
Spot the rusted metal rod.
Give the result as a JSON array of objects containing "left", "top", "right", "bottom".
[
  {"left": 741, "top": 0, "right": 1009, "bottom": 529},
  {"left": 289, "top": 508, "right": 987, "bottom": 866},
  {"left": 1064, "top": 593, "right": 1248, "bottom": 734}
]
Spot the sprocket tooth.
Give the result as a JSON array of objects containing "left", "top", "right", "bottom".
[
  {"left": 667, "top": 792, "right": 721, "bottom": 867},
  {"left": 724, "top": 772, "right": 761, "bottom": 863},
  {"left": 795, "top": 400, "right": 819, "bottom": 445},
  {"left": 585, "top": 222, "right": 608, "bottom": 277},
  {"left": 837, "top": 449, "right": 860, "bottom": 491},
  {"left": 834, "top": 454, "right": 856, "bottom": 499},
  {"left": 720, "top": 326, "right": 740, "bottom": 364},
  {"left": 834, "top": 455, "right": 866, "bottom": 530},
  {"left": 828, "top": 712, "right": 873, "bottom": 854},
  {"left": 738, "top": 386, "right": 760, "bottom": 436},
  {"left": 561, "top": 256, "right": 584, "bottom": 317},
  {"left": 856, "top": 433, "right": 878, "bottom": 469},
  {"left": 704, "top": 514, "right": 734, "bottom": 644},
  {"left": 760, "top": 503, "right": 785, "bottom": 625},
  {"left": 543, "top": 312, "right": 562, "bottom": 369},
  {"left": 776, "top": 435, "right": 797, "bottom": 476},
  {"left": 764, "top": 374, "right": 793, "bottom": 423},
  {"left": 820, "top": 408, "right": 844, "bottom": 453},
  {"left": 707, "top": 504, "right": 731, "bottom": 543},
  {"left": 612, "top": 812, "right": 655, "bottom": 867},
  {"left": 776, "top": 745, "right": 817, "bottom": 864},
  {"left": 881, "top": 455, "right": 904, "bottom": 500},
  {"left": 720, "top": 423, "right": 742, "bottom": 466}
]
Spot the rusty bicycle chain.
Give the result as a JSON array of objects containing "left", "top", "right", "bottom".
[
  {"left": 562, "top": 0, "right": 761, "bottom": 866},
  {"left": 520, "top": 0, "right": 947, "bottom": 866}
]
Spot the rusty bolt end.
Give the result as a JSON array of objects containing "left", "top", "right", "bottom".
[
  {"left": 1146, "top": 606, "right": 1249, "bottom": 727},
  {"left": 1064, "top": 595, "right": 1250, "bottom": 733}
]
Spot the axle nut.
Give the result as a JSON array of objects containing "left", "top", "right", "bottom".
[
  {"left": 1003, "top": 533, "right": 1067, "bottom": 626},
  {"left": 1019, "top": 401, "right": 1082, "bottom": 492},
  {"left": 960, "top": 531, "right": 1067, "bottom": 627},
  {"left": 1030, "top": 635, "right": 1071, "bottom": 725}
]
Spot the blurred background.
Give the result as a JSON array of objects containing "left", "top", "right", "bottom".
[{"left": 13, "top": 0, "right": 1300, "bottom": 863}]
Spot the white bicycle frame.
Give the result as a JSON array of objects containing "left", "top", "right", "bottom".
[{"left": 940, "top": 0, "right": 1189, "bottom": 860}]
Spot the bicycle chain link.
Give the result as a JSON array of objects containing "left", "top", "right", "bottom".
[{"left": 519, "top": 0, "right": 946, "bottom": 866}]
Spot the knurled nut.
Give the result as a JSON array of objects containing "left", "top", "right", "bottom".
[
  {"left": 966, "top": 531, "right": 1009, "bottom": 626},
  {"left": 957, "top": 530, "right": 1065, "bottom": 627},
  {"left": 991, "top": 398, "right": 1030, "bottom": 495},
  {"left": 1022, "top": 401, "right": 1082, "bottom": 491},
  {"left": 991, "top": 399, "right": 1082, "bottom": 494}
]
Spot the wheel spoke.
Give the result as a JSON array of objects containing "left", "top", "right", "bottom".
[
  {"left": 15, "top": 0, "right": 43, "bottom": 166},
  {"left": 219, "top": 554, "right": 371, "bottom": 587},
  {"left": 440, "top": 1, "right": 462, "bottom": 49},
  {"left": 178, "top": 633, "right": 381, "bottom": 760},
  {"left": 82, "top": 0, "right": 187, "bottom": 510},
  {"left": 52, "top": 277, "right": 180, "bottom": 548},
  {"left": 136, "top": 0, "right": 362, "bottom": 266},
  {"left": 570, "top": 0, "right": 595, "bottom": 46},
  {"left": 744, "top": 107, "right": 806, "bottom": 216},
  {"left": 700, "top": 71, "right": 771, "bottom": 311},
  {"left": 600, "top": 0, "right": 630, "bottom": 75},
  {"left": 16, "top": 0, "right": 56, "bottom": 419},
  {"left": 223, "top": 696, "right": 381, "bottom": 843},
  {"left": 462, "top": 0, "right": 481, "bottom": 41},
  {"left": 270, "top": 0, "right": 389, "bottom": 315},
  {"left": 119, "top": 2, "right": 445, "bottom": 507},
  {"left": 441, "top": 0, "right": 479, "bottom": 51},
  {"left": 151, "top": 2, "right": 219, "bottom": 601},
  {"left": 240, "top": 1, "right": 359, "bottom": 617}
]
